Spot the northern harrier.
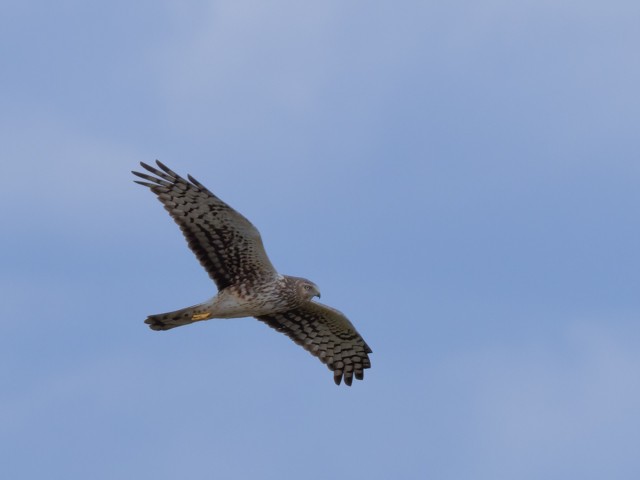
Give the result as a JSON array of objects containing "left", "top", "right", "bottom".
[{"left": 133, "top": 161, "right": 372, "bottom": 386}]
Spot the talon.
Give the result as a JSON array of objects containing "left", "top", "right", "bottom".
[{"left": 192, "top": 312, "right": 212, "bottom": 321}]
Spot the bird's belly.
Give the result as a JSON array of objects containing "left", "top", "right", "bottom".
[{"left": 209, "top": 289, "right": 284, "bottom": 318}]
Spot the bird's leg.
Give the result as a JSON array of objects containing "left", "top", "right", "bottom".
[{"left": 192, "top": 311, "right": 212, "bottom": 321}]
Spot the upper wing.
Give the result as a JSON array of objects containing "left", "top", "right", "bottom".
[
  {"left": 256, "top": 302, "right": 372, "bottom": 386},
  {"left": 133, "top": 161, "right": 277, "bottom": 289}
]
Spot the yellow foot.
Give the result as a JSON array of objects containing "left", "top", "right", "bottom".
[{"left": 192, "top": 312, "right": 212, "bottom": 321}]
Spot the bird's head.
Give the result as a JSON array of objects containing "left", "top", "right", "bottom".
[{"left": 298, "top": 279, "right": 321, "bottom": 301}]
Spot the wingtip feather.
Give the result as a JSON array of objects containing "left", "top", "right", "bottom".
[
  {"left": 155, "top": 160, "right": 177, "bottom": 176},
  {"left": 133, "top": 180, "right": 156, "bottom": 187},
  {"left": 139, "top": 161, "right": 154, "bottom": 171},
  {"left": 187, "top": 174, "right": 205, "bottom": 189}
]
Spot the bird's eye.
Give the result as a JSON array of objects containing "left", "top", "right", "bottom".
[{"left": 304, "top": 285, "right": 312, "bottom": 291}]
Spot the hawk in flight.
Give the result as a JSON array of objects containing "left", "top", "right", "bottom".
[{"left": 133, "top": 161, "right": 372, "bottom": 386}]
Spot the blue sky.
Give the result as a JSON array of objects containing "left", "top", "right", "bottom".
[{"left": 1, "top": 1, "right": 639, "bottom": 478}]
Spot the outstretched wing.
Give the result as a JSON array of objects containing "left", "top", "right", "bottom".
[
  {"left": 133, "top": 161, "right": 277, "bottom": 289},
  {"left": 256, "top": 302, "right": 372, "bottom": 386}
]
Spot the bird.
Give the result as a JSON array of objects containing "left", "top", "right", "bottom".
[{"left": 132, "top": 161, "right": 372, "bottom": 386}]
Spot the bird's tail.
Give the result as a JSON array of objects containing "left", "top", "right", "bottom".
[{"left": 144, "top": 303, "right": 213, "bottom": 331}]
